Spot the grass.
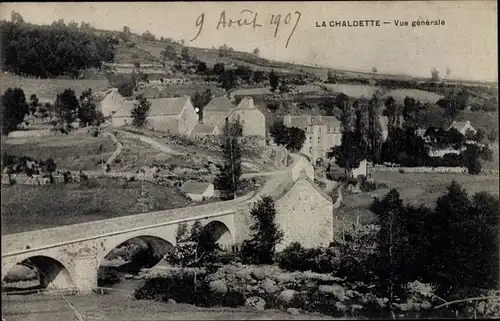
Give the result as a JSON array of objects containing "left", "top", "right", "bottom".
[
  {"left": 2, "top": 294, "right": 335, "bottom": 321},
  {"left": 385, "top": 88, "right": 443, "bottom": 103},
  {"left": 0, "top": 72, "right": 110, "bottom": 101},
  {"left": 1, "top": 177, "right": 191, "bottom": 234},
  {"left": 113, "top": 42, "right": 160, "bottom": 65},
  {"left": 2, "top": 132, "right": 116, "bottom": 171},
  {"left": 340, "top": 171, "right": 499, "bottom": 225},
  {"left": 159, "top": 83, "right": 225, "bottom": 97}
]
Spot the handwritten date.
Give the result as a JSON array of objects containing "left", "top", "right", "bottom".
[{"left": 191, "top": 10, "right": 301, "bottom": 48}]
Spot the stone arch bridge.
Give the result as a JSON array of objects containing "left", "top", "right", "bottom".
[{"left": 2, "top": 154, "right": 339, "bottom": 294}]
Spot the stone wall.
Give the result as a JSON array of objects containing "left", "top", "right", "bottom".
[{"left": 372, "top": 165, "right": 467, "bottom": 174}]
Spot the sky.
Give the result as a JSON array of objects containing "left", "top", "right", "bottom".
[{"left": 1, "top": 1, "right": 497, "bottom": 82}]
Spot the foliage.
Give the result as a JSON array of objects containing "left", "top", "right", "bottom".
[
  {"left": 252, "top": 47, "right": 260, "bottom": 56},
  {"left": 0, "top": 20, "right": 116, "bottom": 78},
  {"left": 55, "top": 88, "right": 79, "bottom": 127},
  {"left": 131, "top": 94, "right": 151, "bottom": 128},
  {"left": 1, "top": 87, "right": 29, "bottom": 134},
  {"left": 141, "top": 30, "right": 156, "bottom": 42},
  {"left": 213, "top": 119, "right": 242, "bottom": 200},
  {"left": 78, "top": 89, "right": 103, "bottom": 126},
  {"left": 218, "top": 44, "right": 233, "bottom": 57},
  {"left": 369, "top": 182, "right": 499, "bottom": 310},
  {"left": 117, "top": 79, "right": 135, "bottom": 97},
  {"left": 269, "top": 121, "right": 305, "bottom": 152},
  {"left": 191, "top": 89, "right": 212, "bottom": 122},
  {"left": 161, "top": 45, "right": 177, "bottom": 62},
  {"left": 241, "top": 196, "right": 284, "bottom": 265},
  {"left": 218, "top": 70, "right": 237, "bottom": 91},
  {"left": 213, "top": 63, "right": 225, "bottom": 75},
  {"left": 181, "top": 47, "right": 190, "bottom": 60},
  {"left": 269, "top": 70, "right": 280, "bottom": 92}
]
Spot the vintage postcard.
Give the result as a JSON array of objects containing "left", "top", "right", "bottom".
[{"left": 1, "top": 1, "right": 498, "bottom": 320}]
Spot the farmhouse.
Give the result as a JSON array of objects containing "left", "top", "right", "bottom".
[
  {"left": 202, "top": 97, "right": 234, "bottom": 128},
  {"left": 226, "top": 97, "right": 266, "bottom": 138},
  {"left": 283, "top": 114, "right": 342, "bottom": 165},
  {"left": 180, "top": 180, "right": 215, "bottom": 201},
  {"left": 448, "top": 120, "right": 477, "bottom": 136},
  {"left": 97, "top": 88, "right": 126, "bottom": 118},
  {"left": 111, "top": 96, "right": 198, "bottom": 136}
]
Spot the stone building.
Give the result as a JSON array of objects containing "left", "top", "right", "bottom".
[
  {"left": 97, "top": 89, "right": 126, "bottom": 118},
  {"left": 283, "top": 114, "right": 342, "bottom": 165},
  {"left": 111, "top": 96, "right": 198, "bottom": 136},
  {"left": 226, "top": 97, "right": 266, "bottom": 138}
]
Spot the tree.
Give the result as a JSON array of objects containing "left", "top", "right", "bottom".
[
  {"left": 269, "top": 121, "right": 288, "bottom": 145},
  {"left": 384, "top": 96, "right": 397, "bottom": 125},
  {"left": 118, "top": 81, "right": 134, "bottom": 97},
  {"left": 367, "top": 95, "right": 383, "bottom": 163},
  {"left": 269, "top": 70, "right": 279, "bottom": 92},
  {"left": 191, "top": 89, "right": 212, "bottom": 122},
  {"left": 1, "top": 88, "right": 29, "bottom": 134},
  {"left": 218, "top": 44, "right": 232, "bottom": 57},
  {"left": 161, "top": 45, "right": 177, "bottom": 62},
  {"left": 252, "top": 47, "right": 260, "bottom": 56},
  {"left": 326, "top": 70, "right": 337, "bottom": 83},
  {"left": 218, "top": 69, "right": 237, "bottom": 91},
  {"left": 403, "top": 96, "right": 417, "bottom": 122},
  {"left": 285, "top": 127, "right": 306, "bottom": 152},
  {"left": 253, "top": 70, "right": 266, "bottom": 84},
  {"left": 196, "top": 61, "right": 207, "bottom": 74},
  {"left": 370, "top": 189, "right": 410, "bottom": 316},
  {"left": 78, "top": 89, "right": 102, "bottom": 126},
  {"left": 463, "top": 144, "right": 483, "bottom": 174},
  {"left": 430, "top": 68, "right": 440, "bottom": 82},
  {"left": 213, "top": 62, "right": 225, "bottom": 75},
  {"left": 241, "top": 196, "right": 284, "bottom": 265},
  {"left": 446, "top": 68, "right": 452, "bottom": 78},
  {"left": 181, "top": 47, "right": 190, "bottom": 61},
  {"left": 54, "top": 89, "right": 79, "bottom": 127},
  {"left": 142, "top": 30, "right": 156, "bottom": 41},
  {"left": 131, "top": 94, "right": 151, "bottom": 128},
  {"left": 213, "top": 119, "right": 242, "bottom": 200},
  {"left": 372, "top": 66, "right": 378, "bottom": 73},
  {"left": 29, "top": 94, "right": 39, "bottom": 115}
]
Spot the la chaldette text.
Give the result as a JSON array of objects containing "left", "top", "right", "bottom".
[{"left": 316, "top": 20, "right": 381, "bottom": 28}]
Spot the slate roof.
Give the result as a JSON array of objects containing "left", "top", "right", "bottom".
[
  {"left": 204, "top": 97, "right": 233, "bottom": 112},
  {"left": 180, "top": 180, "right": 213, "bottom": 194},
  {"left": 113, "top": 97, "right": 190, "bottom": 118}
]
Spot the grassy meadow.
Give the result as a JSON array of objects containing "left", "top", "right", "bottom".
[
  {"left": 2, "top": 133, "right": 116, "bottom": 171},
  {"left": 1, "top": 178, "right": 191, "bottom": 234}
]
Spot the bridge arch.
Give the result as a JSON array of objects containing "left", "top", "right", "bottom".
[
  {"left": 199, "top": 220, "right": 233, "bottom": 251},
  {"left": 2, "top": 255, "right": 74, "bottom": 292},
  {"left": 97, "top": 235, "right": 174, "bottom": 286}
]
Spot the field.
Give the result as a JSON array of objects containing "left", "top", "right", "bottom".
[
  {"left": 322, "top": 83, "right": 444, "bottom": 102},
  {"left": 159, "top": 83, "right": 226, "bottom": 97},
  {"left": 1, "top": 177, "right": 191, "bottom": 234},
  {"left": 2, "top": 294, "right": 334, "bottom": 321},
  {"left": 385, "top": 88, "right": 443, "bottom": 103},
  {"left": 340, "top": 171, "right": 499, "bottom": 225},
  {"left": 455, "top": 111, "right": 498, "bottom": 136},
  {"left": 113, "top": 42, "right": 160, "bottom": 65},
  {"left": 0, "top": 72, "right": 110, "bottom": 101},
  {"left": 2, "top": 132, "right": 116, "bottom": 171}
]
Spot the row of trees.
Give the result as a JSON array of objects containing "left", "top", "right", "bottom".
[
  {"left": 269, "top": 121, "right": 306, "bottom": 152},
  {"left": 0, "top": 18, "right": 116, "bottom": 78},
  {"left": 328, "top": 95, "right": 383, "bottom": 177},
  {"left": 372, "top": 182, "right": 499, "bottom": 315},
  {"left": 1, "top": 87, "right": 104, "bottom": 135}
]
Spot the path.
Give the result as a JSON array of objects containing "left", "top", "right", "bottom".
[{"left": 117, "top": 130, "right": 185, "bottom": 156}]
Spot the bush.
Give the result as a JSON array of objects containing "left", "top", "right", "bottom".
[{"left": 277, "top": 242, "right": 339, "bottom": 274}]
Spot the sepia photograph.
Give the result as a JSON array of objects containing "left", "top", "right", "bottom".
[{"left": 0, "top": 1, "right": 498, "bottom": 320}]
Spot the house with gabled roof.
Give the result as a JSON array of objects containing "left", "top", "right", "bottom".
[
  {"left": 202, "top": 96, "right": 234, "bottom": 129},
  {"left": 226, "top": 97, "right": 266, "bottom": 138},
  {"left": 97, "top": 88, "right": 126, "bottom": 118},
  {"left": 111, "top": 96, "right": 198, "bottom": 136},
  {"left": 283, "top": 114, "right": 342, "bottom": 165}
]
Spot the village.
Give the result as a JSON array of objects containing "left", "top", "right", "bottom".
[{"left": 1, "top": 4, "right": 499, "bottom": 321}]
